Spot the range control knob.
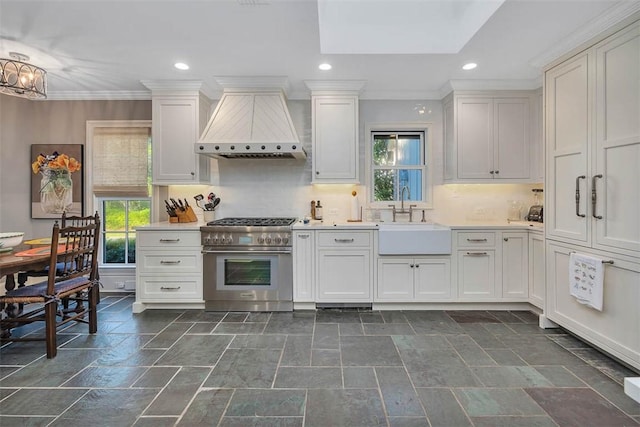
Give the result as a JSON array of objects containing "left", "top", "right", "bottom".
[
  {"left": 213, "top": 234, "right": 219, "bottom": 244},
  {"left": 257, "top": 235, "right": 265, "bottom": 244},
  {"left": 226, "top": 235, "right": 233, "bottom": 244},
  {"left": 275, "top": 235, "right": 282, "bottom": 244},
  {"left": 265, "top": 235, "right": 272, "bottom": 244},
  {"left": 282, "top": 236, "right": 289, "bottom": 245}
]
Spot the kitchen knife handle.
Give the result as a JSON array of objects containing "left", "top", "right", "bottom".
[
  {"left": 591, "top": 174, "right": 603, "bottom": 219},
  {"left": 575, "top": 175, "right": 586, "bottom": 217}
]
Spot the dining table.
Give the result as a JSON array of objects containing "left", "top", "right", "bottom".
[{"left": 0, "top": 243, "right": 52, "bottom": 322}]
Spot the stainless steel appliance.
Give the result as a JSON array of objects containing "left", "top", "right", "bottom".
[
  {"left": 526, "top": 188, "right": 544, "bottom": 222},
  {"left": 201, "top": 217, "right": 297, "bottom": 311}
]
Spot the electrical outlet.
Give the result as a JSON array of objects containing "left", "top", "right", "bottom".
[
  {"left": 116, "top": 282, "right": 125, "bottom": 289},
  {"left": 329, "top": 208, "right": 338, "bottom": 216}
]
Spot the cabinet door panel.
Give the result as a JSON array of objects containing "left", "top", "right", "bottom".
[
  {"left": 458, "top": 250, "right": 496, "bottom": 298},
  {"left": 494, "top": 98, "right": 529, "bottom": 179},
  {"left": 293, "top": 232, "right": 314, "bottom": 302},
  {"left": 546, "top": 242, "right": 640, "bottom": 369},
  {"left": 528, "top": 233, "right": 545, "bottom": 309},
  {"left": 546, "top": 54, "right": 590, "bottom": 243},
  {"left": 415, "top": 259, "right": 451, "bottom": 300},
  {"left": 313, "top": 97, "right": 357, "bottom": 182},
  {"left": 153, "top": 98, "right": 200, "bottom": 183},
  {"left": 457, "top": 98, "right": 493, "bottom": 179},
  {"left": 502, "top": 233, "right": 528, "bottom": 299},
  {"left": 317, "top": 250, "right": 370, "bottom": 301},
  {"left": 377, "top": 259, "right": 414, "bottom": 300},
  {"left": 594, "top": 24, "right": 640, "bottom": 254}
]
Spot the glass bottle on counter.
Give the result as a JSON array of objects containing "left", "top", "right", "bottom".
[{"left": 315, "top": 200, "right": 323, "bottom": 220}]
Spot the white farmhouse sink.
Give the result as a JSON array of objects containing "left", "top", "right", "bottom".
[{"left": 378, "top": 223, "right": 452, "bottom": 255}]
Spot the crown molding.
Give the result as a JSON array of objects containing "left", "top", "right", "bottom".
[
  {"left": 530, "top": 1, "right": 640, "bottom": 69},
  {"left": 438, "top": 79, "right": 541, "bottom": 98},
  {"left": 304, "top": 80, "right": 366, "bottom": 94},
  {"left": 213, "top": 76, "right": 292, "bottom": 97},
  {"left": 358, "top": 89, "right": 442, "bottom": 101},
  {"left": 45, "top": 90, "right": 151, "bottom": 101}
]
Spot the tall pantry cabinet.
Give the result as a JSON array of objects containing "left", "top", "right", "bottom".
[{"left": 544, "top": 19, "right": 640, "bottom": 370}]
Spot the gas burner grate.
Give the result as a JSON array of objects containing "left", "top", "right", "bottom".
[{"left": 207, "top": 217, "right": 297, "bottom": 227}]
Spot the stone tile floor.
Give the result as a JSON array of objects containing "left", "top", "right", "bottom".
[{"left": 1, "top": 295, "right": 639, "bottom": 426}]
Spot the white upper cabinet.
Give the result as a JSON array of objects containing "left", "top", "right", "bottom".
[
  {"left": 143, "top": 81, "right": 212, "bottom": 185},
  {"left": 311, "top": 95, "right": 359, "bottom": 183},
  {"left": 306, "top": 81, "right": 365, "bottom": 184},
  {"left": 444, "top": 91, "right": 535, "bottom": 182},
  {"left": 545, "top": 20, "right": 640, "bottom": 257}
]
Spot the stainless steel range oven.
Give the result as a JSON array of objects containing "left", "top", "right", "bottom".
[{"left": 201, "top": 217, "right": 296, "bottom": 311}]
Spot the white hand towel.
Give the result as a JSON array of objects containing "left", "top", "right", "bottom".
[{"left": 569, "top": 252, "right": 605, "bottom": 311}]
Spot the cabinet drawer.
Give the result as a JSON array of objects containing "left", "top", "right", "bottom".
[
  {"left": 137, "top": 230, "right": 201, "bottom": 248},
  {"left": 317, "top": 231, "right": 371, "bottom": 248},
  {"left": 138, "top": 275, "right": 202, "bottom": 300},
  {"left": 456, "top": 232, "right": 496, "bottom": 247},
  {"left": 136, "top": 251, "right": 202, "bottom": 273}
]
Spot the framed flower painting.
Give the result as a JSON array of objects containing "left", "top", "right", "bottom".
[{"left": 30, "top": 144, "right": 84, "bottom": 219}]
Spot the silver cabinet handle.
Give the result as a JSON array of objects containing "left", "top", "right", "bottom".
[
  {"left": 503, "top": 237, "right": 509, "bottom": 242},
  {"left": 298, "top": 234, "right": 310, "bottom": 239},
  {"left": 575, "top": 175, "right": 586, "bottom": 217},
  {"left": 160, "top": 260, "right": 181, "bottom": 264},
  {"left": 466, "top": 238, "right": 487, "bottom": 242},
  {"left": 489, "top": 170, "right": 494, "bottom": 175},
  {"left": 495, "top": 170, "right": 499, "bottom": 175},
  {"left": 335, "top": 238, "right": 355, "bottom": 243},
  {"left": 160, "top": 286, "right": 181, "bottom": 290},
  {"left": 466, "top": 252, "right": 488, "bottom": 256},
  {"left": 159, "top": 238, "right": 180, "bottom": 243},
  {"left": 591, "top": 174, "right": 603, "bottom": 219}
]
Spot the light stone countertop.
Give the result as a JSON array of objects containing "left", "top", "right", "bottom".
[
  {"left": 136, "top": 219, "right": 544, "bottom": 232},
  {"left": 135, "top": 221, "right": 206, "bottom": 231}
]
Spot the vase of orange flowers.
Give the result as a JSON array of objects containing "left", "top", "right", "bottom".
[{"left": 32, "top": 152, "right": 81, "bottom": 214}]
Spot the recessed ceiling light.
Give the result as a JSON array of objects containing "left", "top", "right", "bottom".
[
  {"left": 318, "top": 63, "right": 332, "bottom": 71},
  {"left": 174, "top": 62, "right": 190, "bottom": 71},
  {"left": 462, "top": 62, "right": 477, "bottom": 71}
]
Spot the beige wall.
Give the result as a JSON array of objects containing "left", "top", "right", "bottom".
[{"left": 0, "top": 95, "right": 151, "bottom": 238}]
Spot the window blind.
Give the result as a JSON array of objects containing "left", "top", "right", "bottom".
[{"left": 92, "top": 127, "right": 150, "bottom": 197}]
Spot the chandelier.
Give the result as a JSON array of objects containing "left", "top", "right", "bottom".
[{"left": 0, "top": 52, "right": 47, "bottom": 99}]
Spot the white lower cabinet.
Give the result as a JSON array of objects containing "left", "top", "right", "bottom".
[
  {"left": 377, "top": 258, "right": 451, "bottom": 301},
  {"left": 528, "top": 231, "right": 545, "bottom": 308},
  {"left": 456, "top": 231, "right": 498, "bottom": 299},
  {"left": 293, "top": 230, "right": 314, "bottom": 302},
  {"left": 455, "top": 229, "right": 531, "bottom": 302},
  {"left": 502, "top": 232, "right": 528, "bottom": 299},
  {"left": 546, "top": 241, "right": 640, "bottom": 369},
  {"left": 134, "top": 228, "right": 203, "bottom": 313},
  {"left": 316, "top": 230, "right": 373, "bottom": 302}
]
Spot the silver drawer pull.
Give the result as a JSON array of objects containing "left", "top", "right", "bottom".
[
  {"left": 160, "top": 286, "right": 181, "bottom": 290},
  {"left": 159, "top": 238, "right": 180, "bottom": 243},
  {"left": 298, "top": 234, "right": 310, "bottom": 239},
  {"left": 466, "top": 252, "right": 488, "bottom": 256},
  {"left": 335, "top": 238, "right": 355, "bottom": 243},
  {"left": 160, "top": 260, "right": 181, "bottom": 264},
  {"left": 466, "top": 238, "right": 488, "bottom": 242}
]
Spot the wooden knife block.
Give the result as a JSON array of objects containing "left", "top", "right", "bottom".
[{"left": 176, "top": 206, "right": 198, "bottom": 223}]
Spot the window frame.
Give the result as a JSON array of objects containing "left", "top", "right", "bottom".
[
  {"left": 98, "top": 197, "right": 151, "bottom": 266},
  {"left": 85, "top": 120, "right": 152, "bottom": 269},
  {"left": 365, "top": 122, "right": 433, "bottom": 209}
]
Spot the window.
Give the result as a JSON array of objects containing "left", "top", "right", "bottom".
[
  {"left": 86, "top": 121, "right": 152, "bottom": 266},
  {"left": 368, "top": 125, "right": 432, "bottom": 207}
]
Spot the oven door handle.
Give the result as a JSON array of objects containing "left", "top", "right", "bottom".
[{"left": 202, "top": 249, "right": 292, "bottom": 255}]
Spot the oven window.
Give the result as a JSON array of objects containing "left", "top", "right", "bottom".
[{"left": 224, "top": 259, "right": 272, "bottom": 286}]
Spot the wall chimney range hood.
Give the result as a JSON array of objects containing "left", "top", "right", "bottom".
[{"left": 196, "top": 87, "right": 305, "bottom": 160}]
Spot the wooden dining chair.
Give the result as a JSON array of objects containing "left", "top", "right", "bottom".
[
  {"left": 0, "top": 213, "right": 101, "bottom": 358},
  {"left": 17, "top": 212, "right": 102, "bottom": 304}
]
